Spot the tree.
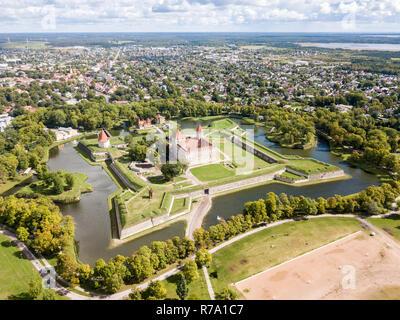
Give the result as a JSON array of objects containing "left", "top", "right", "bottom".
[
  {"left": 350, "top": 150, "right": 361, "bottom": 162},
  {"left": 161, "top": 162, "right": 183, "bottom": 181},
  {"left": 0, "top": 153, "right": 18, "bottom": 180},
  {"left": 182, "top": 260, "right": 199, "bottom": 283},
  {"left": 129, "top": 144, "right": 148, "bottom": 162},
  {"left": 78, "top": 264, "right": 92, "bottom": 283},
  {"left": 129, "top": 289, "right": 142, "bottom": 300},
  {"left": 195, "top": 249, "right": 212, "bottom": 267},
  {"left": 65, "top": 173, "right": 75, "bottom": 191},
  {"left": 27, "top": 277, "right": 43, "bottom": 300},
  {"left": 176, "top": 273, "right": 189, "bottom": 300},
  {"left": 142, "top": 281, "right": 167, "bottom": 300},
  {"left": 105, "top": 274, "right": 124, "bottom": 293},
  {"left": 53, "top": 175, "right": 64, "bottom": 195},
  {"left": 56, "top": 253, "right": 80, "bottom": 287},
  {"left": 366, "top": 200, "right": 380, "bottom": 215},
  {"left": 16, "top": 226, "right": 29, "bottom": 242},
  {"left": 41, "top": 289, "right": 58, "bottom": 300},
  {"left": 215, "top": 287, "right": 238, "bottom": 300}
]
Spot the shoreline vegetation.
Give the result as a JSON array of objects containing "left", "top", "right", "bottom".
[
  {"left": 265, "top": 132, "right": 317, "bottom": 150},
  {"left": 15, "top": 172, "right": 93, "bottom": 204},
  {"left": 107, "top": 118, "right": 345, "bottom": 236},
  {"left": 1, "top": 115, "right": 399, "bottom": 298}
]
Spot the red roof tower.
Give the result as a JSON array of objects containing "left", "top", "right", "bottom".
[{"left": 98, "top": 130, "right": 109, "bottom": 143}]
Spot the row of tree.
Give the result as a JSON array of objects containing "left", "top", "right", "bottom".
[
  {"left": 194, "top": 181, "right": 400, "bottom": 249},
  {"left": 1, "top": 179, "right": 399, "bottom": 298}
]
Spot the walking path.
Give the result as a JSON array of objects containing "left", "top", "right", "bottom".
[
  {"left": 202, "top": 266, "right": 215, "bottom": 300},
  {"left": 356, "top": 216, "right": 400, "bottom": 251},
  {"left": 0, "top": 227, "right": 93, "bottom": 300},
  {"left": 185, "top": 195, "right": 211, "bottom": 240}
]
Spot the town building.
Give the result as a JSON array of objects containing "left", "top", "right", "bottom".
[
  {"left": 51, "top": 127, "right": 79, "bottom": 141},
  {"left": 0, "top": 113, "right": 13, "bottom": 132}
]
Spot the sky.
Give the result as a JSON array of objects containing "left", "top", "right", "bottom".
[{"left": 1, "top": 0, "right": 400, "bottom": 33}]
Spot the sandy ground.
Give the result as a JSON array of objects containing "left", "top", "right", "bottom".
[{"left": 235, "top": 231, "right": 400, "bottom": 300}]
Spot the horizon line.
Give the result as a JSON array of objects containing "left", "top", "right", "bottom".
[{"left": 1, "top": 31, "right": 400, "bottom": 35}]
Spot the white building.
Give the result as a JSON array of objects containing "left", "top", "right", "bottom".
[
  {"left": 0, "top": 113, "right": 13, "bottom": 132},
  {"left": 52, "top": 127, "right": 79, "bottom": 141}
]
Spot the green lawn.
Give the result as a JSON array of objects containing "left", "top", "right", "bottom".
[
  {"left": 287, "top": 159, "right": 339, "bottom": 175},
  {"left": 0, "top": 233, "right": 40, "bottom": 299},
  {"left": 0, "top": 174, "right": 33, "bottom": 195},
  {"left": 211, "top": 118, "right": 237, "bottom": 130},
  {"left": 213, "top": 137, "right": 272, "bottom": 171},
  {"left": 124, "top": 189, "right": 171, "bottom": 227},
  {"left": 170, "top": 197, "right": 190, "bottom": 215},
  {"left": 367, "top": 215, "right": 400, "bottom": 241},
  {"left": 162, "top": 270, "right": 210, "bottom": 300},
  {"left": 0, "top": 233, "right": 68, "bottom": 300},
  {"left": 190, "top": 163, "right": 235, "bottom": 182},
  {"left": 208, "top": 217, "right": 361, "bottom": 293}
]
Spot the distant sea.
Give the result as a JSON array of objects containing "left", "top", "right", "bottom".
[{"left": 297, "top": 42, "right": 400, "bottom": 51}]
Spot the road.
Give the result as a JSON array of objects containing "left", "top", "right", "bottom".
[
  {"left": 356, "top": 217, "right": 400, "bottom": 251},
  {"left": 185, "top": 195, "right": 211, "bottom": 240}
]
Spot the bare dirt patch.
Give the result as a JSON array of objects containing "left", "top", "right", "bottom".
[{"left": 235, "top": 232, "right": 400, "bottom": 300}]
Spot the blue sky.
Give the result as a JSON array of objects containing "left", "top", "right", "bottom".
[{"left": 1, "top": 0, "right": 400, "bottom": 33}]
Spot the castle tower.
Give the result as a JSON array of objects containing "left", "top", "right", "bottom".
[
  {"left": 196, "top": 124, "right": 203, "bottom": 140},
  {"left": 98, "top": 129, "right": 110, "bottom": 148}
]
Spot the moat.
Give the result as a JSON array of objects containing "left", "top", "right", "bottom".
[{"left": 3, "top": 120, "right": 381, "bottom": 265}]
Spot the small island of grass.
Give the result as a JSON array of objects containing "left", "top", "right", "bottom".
[{"left": 16, "top": 170, "right": 93, "bottom": 204}]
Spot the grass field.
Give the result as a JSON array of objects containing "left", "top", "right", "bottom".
[
  {"left": 162, "top": 270, "right": 210, "bottom": 300},
  {"left": 190, "top": 163, "right": 235, "bottom": 182},
  {"left": 213, "top": 137, "right": 272, "bottom": 171},
  {"left": 0, "top": 174, "right": 33, "bottom": 195},
  {"left": 208, "top": 217, "right": 361, "bottom": 293},
  {"left": 124, "top": 189, "right": 170, "bottom": 226},
  {"left": 287, "top": 159, "right": 339, "bottom": 175},
  {"left": 367, "top": 215, "right": 400, "bottom": 241},
  {"left": 170, "top": 197, "right": 190, "bottom": 215},
  {"left": 0, "top": 233, "right": 40, "bottom": 299},
  {"left": 279, "top": 171, "right": 305, "bottom": 181},
  {"left": 210, "top": 118, "right": 237, "bottom": 130}
]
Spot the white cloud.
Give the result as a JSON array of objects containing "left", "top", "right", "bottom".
[
  {"left": 320, "top": 2, "right": 332, "bottom": 14},
  {"left": 0, "top": 0, "right": 399, "bottom": 32}
]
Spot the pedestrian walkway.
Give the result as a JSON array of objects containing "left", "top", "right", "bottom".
[{"left": 202, "top": 266, "right": 215, "bottom": 300}]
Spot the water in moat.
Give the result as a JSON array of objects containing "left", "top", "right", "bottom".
[
  {"left": 178, "top": 118, "right": 380, "bottom": 228},
  {"left": 47, "top": 143, "right": 185, "bottom": 266},
  {"left": 3, "top": 118, "right": 380, "bottom": 264}
]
